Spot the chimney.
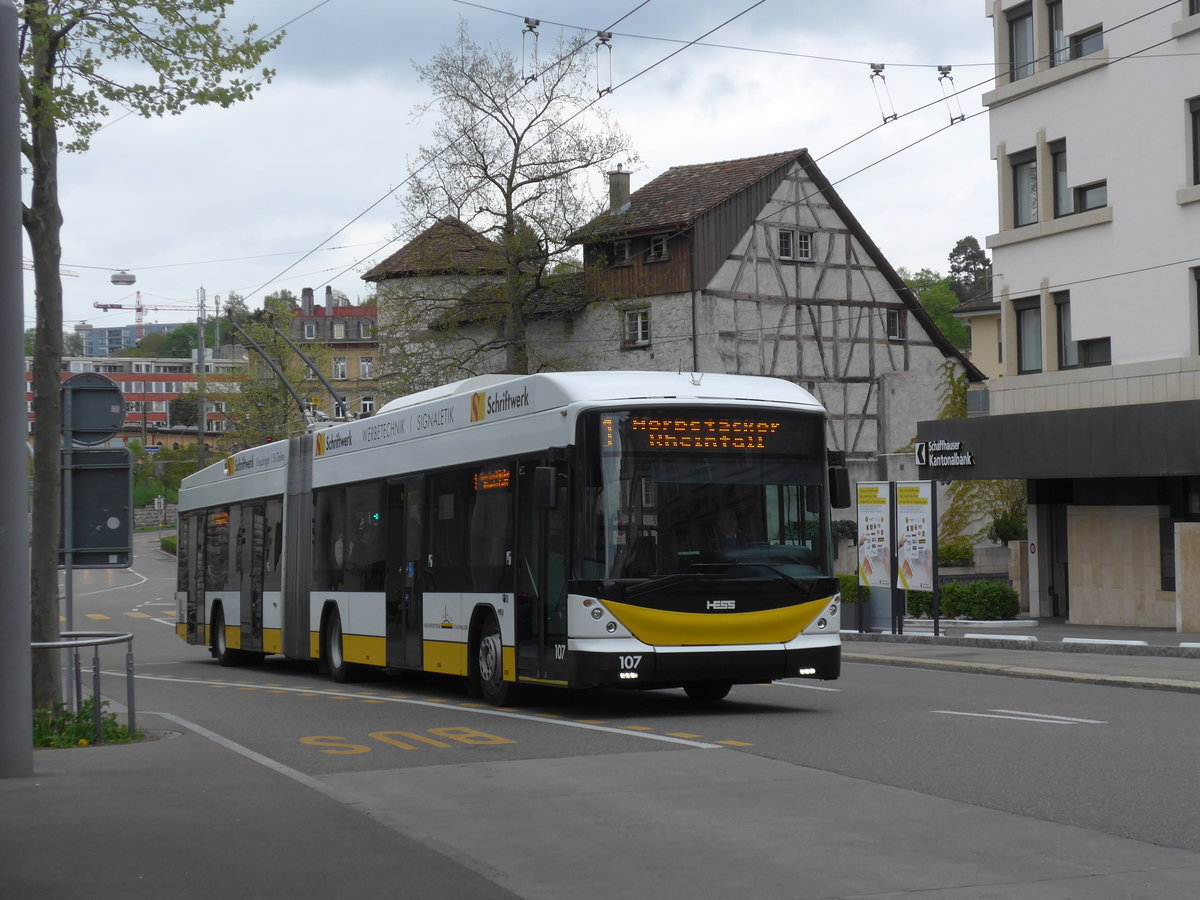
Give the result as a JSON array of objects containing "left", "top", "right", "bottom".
[
  {"left": 325, "top": 285, "right": 334, "bottom": 315},
  {"left": 301, "top": 287, "right": 314, "bottom": 316},
  {"left": 608, "top": 164, "right": 630, "bottom": 212}
]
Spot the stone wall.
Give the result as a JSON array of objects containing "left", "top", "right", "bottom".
[{"left": 134, "top": 504, "right": 177, "bottom": 530}]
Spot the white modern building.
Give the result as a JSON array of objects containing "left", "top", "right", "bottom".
[{"left": 919, "top": 1, "right": 1200, "bottom": 630}]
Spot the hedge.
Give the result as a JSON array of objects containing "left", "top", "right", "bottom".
[
  {"left": 837, "top": 573, "right": 863, "bottom": 602},
  {"left": 906, "top": 580, "right": 1018, "bottom": 620}
]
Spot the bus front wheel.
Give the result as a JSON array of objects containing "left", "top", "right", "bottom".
[{"left": 683, "top": 682, "right": 732, "bottom": 703}]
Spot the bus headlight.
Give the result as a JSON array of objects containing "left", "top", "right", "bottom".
[
  {"left": 816, "top": 618, "right": 828, "bottom": 630},
  {"left": 606, "top": 621, "right": 618, "bottom": 633},
  {"left": 828, "top": 603, "right": 838, "bottom": 617},
  {"left": 591, "top": 608, "right": 603, "bottom": 620}
]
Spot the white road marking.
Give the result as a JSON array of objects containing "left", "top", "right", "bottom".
[
  {"left": 771, "top": 681, "right": 841, "bottom": 692},
  {"left": 932, "top": 709, "right": 1107, "bottom": 725},
  {"left": 989, "top": 709, "right": 1107, "bottom": 724},
  {"left": 124, "top": 672, "right": 725, "bottom": 749}
]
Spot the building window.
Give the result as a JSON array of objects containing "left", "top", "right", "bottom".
[
  {"left": 359, "top": 357, "right": 374, "bottom": 379},
  {"left": 1191, "top": 0, "right": 1200, "bottom": 17},
  {"left": 777, "top": 229, "right": 812, "bottom": 261},
  {"left": 1190, "top": 98, "right": 1200, "bottom": 186},
  {"left": 1047, "top": 1, "right": 1068, "bottom": 66},
  {"left": 778, "top": 229, "right": 796, "bottom": 260},
  {"left": 1078, "top": 337, "right": 1111, "bottom": 367},
  {"left": 304, "top": 323, "right": 316, "bottom": 340},
  {"left": 612, "top": 240, "right": 631, "bottom": 264},
  {"left": 1070, "top": 26, "right": 1103, "bottom": 59},
  {"left": 332, "top": 357, "right": 347, "bottom": 380},
  {"left": 1008, "top": 4, "right": 1035, "bottom": 81},
  {"left": 886, "top": 309, "right": 907, "bottom": 341},
  {"left": 361, "top": 396, "right": 374, "bottom": 416},
  {"left": 1074, "top": 181, "right": 1107, "bottom": 212},
  {"left": 623, "top": 308, "right": 650, "bottom": 347},
  {"left": 360, "top": 321, "right": 373, "bottom": 339},
  {"left": 648, "top": 234, "right": 668, "bottom": 261},
  {"left": 1050, "top": 140, "right": 1072, "bottom": 217},
  {"left": 332, "top": 323, "right": 346, "bottom": 340},
  {"left": 1015, "top": 299, "right": 1042, "bottom": 374},
  {"left": 1011, "top": 149, "right": 1038, "bottom": 227},
  {"left": 1055, "top": 292, "right": 1078, "bottom": 368}
]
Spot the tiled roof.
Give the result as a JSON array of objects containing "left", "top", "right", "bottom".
[
  {"left": 362, "top": 217, "right": 506, "bottom": 282},
  {"left": 577, "top": 149, "right": 803, "bottom": 240},
  {"left": 952, "top": 294, "right": 999, "bottom": 315}
]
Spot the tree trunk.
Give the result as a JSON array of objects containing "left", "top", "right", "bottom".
[{"left": 25, "top": 26, "right": 64, "bottom": 712}]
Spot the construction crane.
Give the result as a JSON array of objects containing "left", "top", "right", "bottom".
[{"left": 92, "top": 292, "right": 211, "bottom": 341}]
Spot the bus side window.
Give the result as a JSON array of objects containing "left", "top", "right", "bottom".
[{"left": 314, "top": 488, "right": 345, "bottom": 591}]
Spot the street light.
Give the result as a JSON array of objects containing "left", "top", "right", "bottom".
[{"left": 110, "top": 270, "right": 135, "bottom": 286}]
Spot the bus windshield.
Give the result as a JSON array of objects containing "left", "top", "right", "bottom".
[{"left": 576, "top": 408, "right": 831, "bottom": 580}]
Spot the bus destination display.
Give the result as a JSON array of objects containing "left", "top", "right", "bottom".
[{"left": 603, "top": 414, "right": 784, "bottom": 452}]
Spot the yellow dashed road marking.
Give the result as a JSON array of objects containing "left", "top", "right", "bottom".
[
  {"left": 126, "top": 612, "right": 152, "bottom": 619},
  {"left": 715, "top": 740, "right": 754, "bottom": 747},
  {"left": 666, "top": 732, "right": 702, "bottom": 739},
  {"left": 622, "top": 725, "right": 654, "bottom": 732},
  {"left": 85, "top": 614, "right": 111, "bottom": 621}
]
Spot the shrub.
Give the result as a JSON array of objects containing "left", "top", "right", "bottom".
[
  {"left": 837, "top": 573, "right": 863, "bottom": 602},
  {"left": 831, "top": 520, "right": 858, "bottom": 542},
  {"left": 906, "top": 580, "right": 1017, "bottom": 620},
  {"left": 160, "top": 535, "right": 177, "bottom": 555},
  {"left": 956, "top": 580, "right": 1019, "bottom": 619},
  {"left": 907, "top": 590, "right": 933, "bottom": 617},
  {"left": 938, "top": 539, "right": 974, "bottom": 567}
]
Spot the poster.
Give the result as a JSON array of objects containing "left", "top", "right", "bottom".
[
  {"left": 895, "top": 481, "right": 934, "bottom": 591},
  {"left": 856, "top": 482, "right": 891, "bottom": 588}
]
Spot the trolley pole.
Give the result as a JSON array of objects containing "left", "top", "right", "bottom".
[{"left": 0, "top": 1, "right": 34, "bottom": 777}]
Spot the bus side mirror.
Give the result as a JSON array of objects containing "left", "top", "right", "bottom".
[
  {"left": 534, "top": 467, "right": 557, "bottom": 509},
  {"left": 827, "top": 451, "right": 851, "bottom": 509}
]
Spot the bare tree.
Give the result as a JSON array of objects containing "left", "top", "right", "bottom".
[
  {"left": 20, "top": 1, "right": 281, "bottom": 710},
  {"left": 384, "top": 20, "right": 635, "bottom": 381}
]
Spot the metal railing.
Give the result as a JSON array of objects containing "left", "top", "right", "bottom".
[{"left": 31, "top": 631, "right": 136, "bottom": 743}]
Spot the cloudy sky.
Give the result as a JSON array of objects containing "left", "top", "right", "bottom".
[{"left": 29, "top": 0, "right": 999, "bottom": 336}]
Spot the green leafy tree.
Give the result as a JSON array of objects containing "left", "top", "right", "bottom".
[
  {"left": 900, "top": 267, "right": 969, "bottom": 349},
  {"left": 222, "top": 292, "right": 323, "bottom": 449},
  {"left": 21, "top": 1, "right": 282, "bottom": 711},
  {"left": 168, "top": 391, "right": 199, "bottom": 428},
  {"left": 397, "top": 20, "right": 635, "bottom": 379}
]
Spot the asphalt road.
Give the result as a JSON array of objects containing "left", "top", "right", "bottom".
[{"left": 63, "top": 531, "right": 1200, "bottom": 898}]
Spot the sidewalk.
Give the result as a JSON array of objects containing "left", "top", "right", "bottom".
[{"left": 842, "top": 616, "right": 1200, "bottom": 693}]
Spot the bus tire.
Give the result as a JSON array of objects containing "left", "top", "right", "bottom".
[
  {"left": 211, "top": 605, "right": 238, "bottom": 667},
  {"left": 684, "top": 682, "right": 732, "bottom": 703},
  {"left": 476, "top": 614, "right": 519, "bottom": 706},
  {"left": 324, "top": 607, "right": 359, "bottom": 683}
]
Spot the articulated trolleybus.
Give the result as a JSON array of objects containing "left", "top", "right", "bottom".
[{"left": 176, "top": 371, "right": 850, "bottom": 704}]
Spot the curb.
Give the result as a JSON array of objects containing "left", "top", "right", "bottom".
[
  {"left": 842, "top": 651, "right": 1200, "bottom": 695},
  {"left": 842, "top": 632, "right": 1200, "bottom": 659}
]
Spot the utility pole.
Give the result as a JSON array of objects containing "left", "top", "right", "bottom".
[
  {"left": 0, "top": 1, "right": 33, "bottom": 776},
  {"left": 195, "top": 288, "right": 207, "bottom": 470}
]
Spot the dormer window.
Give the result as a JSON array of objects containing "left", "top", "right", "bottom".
[
  {"left": 303, "top": 323, "right": 316, "bottom": 340},
  {"left": 332, "top": 322, "right": 346, "bottom": 340},
  {"left": 647, "top": 234, "right": 668, "bottom": 261}
]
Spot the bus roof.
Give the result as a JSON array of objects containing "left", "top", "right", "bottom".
[{"left": 376, "top": 371, "right": 822, "bottom": 415}]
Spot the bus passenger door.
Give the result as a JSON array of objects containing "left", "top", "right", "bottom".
[
  {"left": 239, "top": 501, "right": 265, "bottom": 652},
  {"left": 182, "top": 512, "right": 205, "bottom": 645},
  {"left": 385, "top": 477, "right": 423, "bottom": 668},
  {"left": 516, "top": 459, "right": 569, "bottom": 683}
]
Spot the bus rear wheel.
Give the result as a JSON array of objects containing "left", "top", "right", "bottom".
[
  {"left": 324, "top": 608, "right": 360, "bottom": 683},
  {"left": 683, "top": 682, "right": 732, "bottom": 703},
  {"left": 477, "top": 615, "right": 519, "bottom": 706},
  {"left": 212, "top": 606, "right": 237, "bottom": 667}
]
